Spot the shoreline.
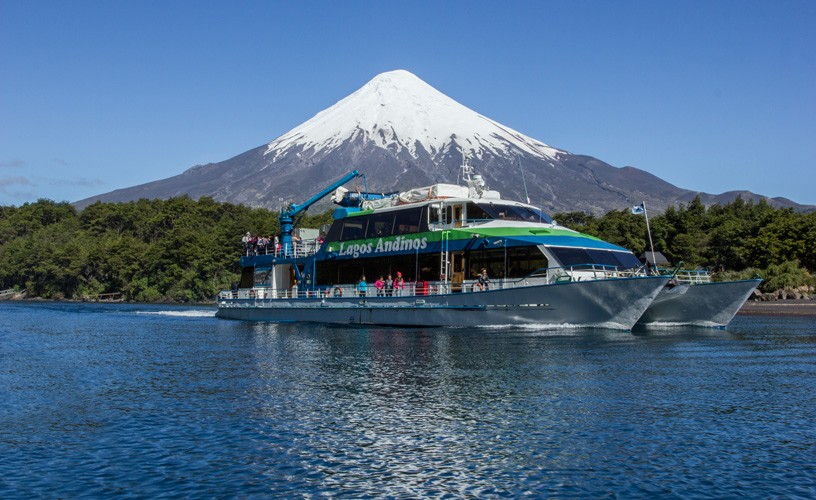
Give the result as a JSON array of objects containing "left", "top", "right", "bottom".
[
  {"left": 738, "top": 299, "right": 816, "bottom": 317},
  {"left": 5, "top": 296, "right": 816, "bottom": 317}
]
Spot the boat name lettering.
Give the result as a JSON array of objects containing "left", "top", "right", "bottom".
[{"left": 338, "top": 237, "right": 428, "bottom": 258}]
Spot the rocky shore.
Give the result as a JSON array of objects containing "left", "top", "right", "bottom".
[{"left": 739, "top": 299, "right": 816, "bottom": 317}]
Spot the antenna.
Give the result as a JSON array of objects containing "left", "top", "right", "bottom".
[
  {"left": 518, "top": 155, "right": 530, "bottom": 204},
  {"left": 460, "top": 150, "right": 487, "bottom": 198}
]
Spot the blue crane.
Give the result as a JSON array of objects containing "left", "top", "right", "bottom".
[{"left": 279, "top": 169, "right": 362, "bottom": 257}]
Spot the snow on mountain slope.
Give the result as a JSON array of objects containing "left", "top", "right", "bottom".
[
  {"left": 266, "top": 70, "right": 563, "bottom": 163},
  {"left": 74, "top": 69, "right": 813, "bottom": 214}
]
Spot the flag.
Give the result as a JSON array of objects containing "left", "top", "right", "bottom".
[{"left": 631, "top": 203, "right": 645, "bottom": 215}]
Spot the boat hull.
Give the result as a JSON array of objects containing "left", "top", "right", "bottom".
[
  {"left": 216, "top": 276, "right": 670, "bottom": 330},
  {"left": 635, "top": 279, "right": 762, "bottom": 328}
]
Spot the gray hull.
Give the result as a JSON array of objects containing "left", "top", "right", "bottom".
[
  {"left": 635, "top": 279, "right": 761, "bottom": 328},
  {"left": 217, "top": 276, "right": 669, "bottom": 330}
]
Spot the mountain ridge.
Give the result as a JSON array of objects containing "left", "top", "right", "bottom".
[{"left": 75, "top": 70, "right": 813, "bottom": 214}]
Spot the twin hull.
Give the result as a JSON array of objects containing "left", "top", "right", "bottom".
[
  {"left": 636, "top": 279, "right": 762, "bottom": 328},
  {"left": 216, "top": 276, "right": 670, "bottom": 330}
]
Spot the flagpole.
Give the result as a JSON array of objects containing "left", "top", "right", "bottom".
[{"left": 642, "top": 201, "right": 656, "bottom": 270}]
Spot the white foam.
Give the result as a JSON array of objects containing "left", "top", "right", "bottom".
[{"left": 135, "top": 310, "right": 217, "bottom": 318}]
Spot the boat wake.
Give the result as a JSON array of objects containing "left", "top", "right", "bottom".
[
  {"left": 473, "top": 323, "right": 592, "bottom": 331},
  {"left": 135, "top": 310, "right": 217, "bottom": 318}
]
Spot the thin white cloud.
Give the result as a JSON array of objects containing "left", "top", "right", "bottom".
[
  {"left": 0, "top": 159, "right": 26, "bottom": 169},
  {"left": 0, "top": 176, "right": 36, "bottom": 202},
  {"left": 0, "top": 176, "right": 33, "bottom": 188},
  {"left": 43, "top": 176, "right": 105, "bottom": 188}
]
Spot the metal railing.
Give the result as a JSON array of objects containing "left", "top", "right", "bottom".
[
  {"left": 217, "top": 263, "right": 649, "bottom": 303},
  {"left": 243, "top": 241, "right": 322, "bottom": 259}
]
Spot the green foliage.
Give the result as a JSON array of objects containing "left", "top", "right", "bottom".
[
  {"left": 554, "top": 195, "right": 816, "bottom": 285},
  {"left": 760, "top": 260, "right": 814, "bottom": 293},
  {"left": 1, "top": 194, "right": 813, "bottom": 300},
  {"left": 0, "top": 197, "right": 323, "bottom": 302}
]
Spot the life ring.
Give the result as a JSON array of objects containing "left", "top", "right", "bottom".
[{"left": 333, "top": 286, "right": 343, "bottom": 297}]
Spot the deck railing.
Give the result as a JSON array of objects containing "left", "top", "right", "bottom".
[
  {"left": 244, "top": 241, "right": 322, "bottom": 259},
  {"left": 217, "top": 263, "right": 648, "bottom": 303}
]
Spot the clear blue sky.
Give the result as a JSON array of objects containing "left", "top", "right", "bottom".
[{"left": 2, "top": 0, "right": 814, "bottom": 207}]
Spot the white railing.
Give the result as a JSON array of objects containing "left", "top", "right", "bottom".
[
  {"left": 217, "top": 264, "right": 648, "bottom": 303},
  {"left": 673, "top": 269, "right": 712, "bottom": 284},
  {"left": 243, "top": 241, "right": 322, "bottom": 259},
  {"left": 653, "top": 267, "right": 712, "bottom": 284}
]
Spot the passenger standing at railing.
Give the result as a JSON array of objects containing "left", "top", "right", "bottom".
[
  {"left": 273, "top": 235, "right": 280, "bottom": 256},
  {"left": 374, "top": 276, "right": 385, "bottom": 296},
  {"left": 357, "top": 276, "right": 368, "bottom": 297},
  {"left": 394, "top": 272, "right": 404, "bottom": 296},
  {"left": 293, "top": 235, "right": 301, "bottom": 257},
  {"left": 385, "top": 274, "right": 394, "bottom": 296},
  {"left": 242, "top": 232, "right": 251, "bottom": 256}
]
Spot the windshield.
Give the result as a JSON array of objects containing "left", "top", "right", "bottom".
[
  {"left": 471, "top": 203, "right": 553, "bottom": 224},
  {"left": 549, "top": 247, "right": 642, "bottom": 269}
]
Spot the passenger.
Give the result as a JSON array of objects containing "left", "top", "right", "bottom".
[
  {"left": 242, "top": 232, "right": 251, "bottom": 255},
  {"left": 357, "top": 276, "right": 368, "bottom": 297},
  {"left": 385, "top": 274, "right": 394, "bottom": 296},
  {"left": 394, "top": 271, "right": 405, "bottom": 296},
  {"left": 477, "top": 268, "right": 490, "bottom": 291},
  {"left": 273, "top": 235, "right": 280, "bottom": 256},
  {"left": 374, "top": 276, "right": 385, "bottom": 296},
  {"left": 292, "top": 235, "right": 302, "bottom": 257}
]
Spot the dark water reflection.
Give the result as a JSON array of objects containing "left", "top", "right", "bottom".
[{"left": 1, "top": 302, "right": 814, "bottom": 498}]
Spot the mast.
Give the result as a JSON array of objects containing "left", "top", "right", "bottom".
[
  {"left": 643, "top": 202, "right": 656, "bottom": 268},
  {"left": 518, "top": 155, "right": 530, "bottom": 204}
]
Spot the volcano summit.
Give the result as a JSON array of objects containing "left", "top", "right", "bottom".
[{"left": 76, "top": 70, "right": 808, "bottom": 214}]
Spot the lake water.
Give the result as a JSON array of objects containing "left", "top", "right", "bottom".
[{"left": 1, "top": 301, "right": 814, "bottom": 498}]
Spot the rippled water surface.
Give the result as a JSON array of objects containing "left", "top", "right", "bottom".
[{"left": 1, "top": 302, "right": 814, "bottom": 498}]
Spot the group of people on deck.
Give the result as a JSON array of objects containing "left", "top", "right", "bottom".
[
  {"left": 353, "top": 269, "right": 490, "bottom": 297},
  {"left": 242, "top": 232, "right": 326, "bottom": 257},
  {"left": 357, "top": 272, "right": 405, "bottom": 297},
  {"left": 242, "top": 233, "right": 280, "bottom": 256}
]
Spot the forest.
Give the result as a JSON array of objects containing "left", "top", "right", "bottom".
[{"left": 0, "top": 196, "right": 813, "bottom": 302}]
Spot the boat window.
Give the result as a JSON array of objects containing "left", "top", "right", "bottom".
[
  {"left": 475, "top": 203, "right": 553, "bottom": 223},
  {"left": 588, "top": 249, "right": 622, "bottom": 267},
  {"left": 325, "top": 220, "right": 343, "bottom": 242},
  {"left": 465, "top": 203, "right": 492, "bottom": 222},
  {"left": 429, "top": 204, "right": 443, "bottom": 225},
  {"left": 393, "top": 207, "right": 426, "bottom": 235},
  {"left": 366, "top": 212, "right": 395, "bottom": 238},
  {"left": 609, "top": 251, "right": 642, "bottom": 269},
  {"left": 341, "top": 219, "right": 366, "bottom": 241},
  {"left": 466, "top": 246, "right": 548, "bottom": 279},
  {"left": 325, "top": 207, "right": 428, "bottom": 242},
  {"left": 550, "top": 247, "right": 592, "bottom": 267},
  {"left": 550, "top": 247, "right": 643, "bottom": 269}
]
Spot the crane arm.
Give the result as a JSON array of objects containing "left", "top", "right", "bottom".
[
  {"left": 279, "top": 169, "right": 361, "bottom": 258},
  {"left": 284, "top": 169, "right": 361, "bottom": 219}
]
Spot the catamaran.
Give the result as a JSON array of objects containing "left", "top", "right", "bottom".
[
  {"left": 216, "top": 158, "right": 670, "bottom": 329},
  {"left": 636, "top": 267, "right": 761, "bottom": 329},
  {"left": 626, "top": 203, "right": 761, "bottom": 329}
]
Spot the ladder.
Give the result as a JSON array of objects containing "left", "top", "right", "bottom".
[{"left": 440, "top": 231, "right": 450, "bottom": 285}]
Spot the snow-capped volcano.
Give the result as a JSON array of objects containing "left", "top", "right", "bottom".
[
  {"left": 267, "top": 69, "right": 562, "bottom": 163},
  {"left": 75, "top": 70, "right": 809, "bottom": 214}
]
